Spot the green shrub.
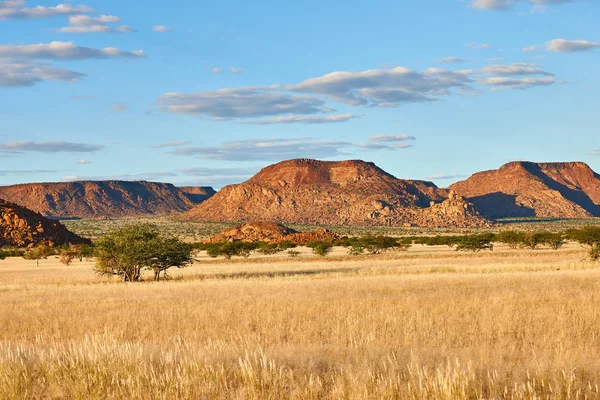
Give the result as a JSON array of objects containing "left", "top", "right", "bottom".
[
  {"left": 308, "top": 241, "right": 333, "bottom": 257},
  {"left": 455, "top": 234, "right": 495, "bottom": 252},
  {"left": 496, "top": 231, "right": 526, "bottom": 249}
]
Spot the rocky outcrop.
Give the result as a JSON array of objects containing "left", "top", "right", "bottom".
[
  {"left": 450, "top": 161, "right": 600, "bottom": 218},
  {"left": 179, "top": 186, "right": 217, "bottom": 204},
  {"left": 0, "top": 181, "right": 215, "bottom": 219},
  {"left": 0, "top": 199, "right": 90, "bottom": 247},
  {"left": 184, "top": 159, "right": 488, "bottom": 228},
  {"left": 207, "top": 221, "right": 341, "bottom": 245}
]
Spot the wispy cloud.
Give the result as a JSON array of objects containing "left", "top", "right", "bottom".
[
  {"left": 158, "top": 88, "right": 329, "bottom": 119},
  {"left": 230, "top": 67, "right": 244, "bottom": 73},
  {"left": 546, "top": 39, "right": 599, "bottom": 53},
  {"left": 152, "top": 141, "right": 192, "bottom": 149},
  {"left": 153, "top": 25, "right": 171, "bottom": 32},
  {"left": 0, "top": 1, "right": 93, "bottom": 20},
  {"left": 469, "top": 0, "right": 579, "bottom": 11},
  {"left": 77, "top": 159, "right": 91, "bottom": 164},
  {"left": 438, "top": 57, "right": 469, "bottom": 63},
  {"left": 466, "top": 43, "right": 491, "bottom": 50},
  {"left": 426, "top": 173, "right": 467, "bottom": 180},
  {"left": 370, "top": 134, "right": 416, "bottom": 142},
  {"left": 241, "top": 114, "right": 359, "bottom": 125},
  {"left": 111, "top": 103, "right": 128, "bottom": 112},
  {"left": 0, "top": 141, "right": 104, "bottom": 153},
  {"left": 0, "top": 42, "right": 145, "bottom": 60},
  {"left": 0, "top": 168, "right": 57, "bottom": 176},
  {"left": 58, "top": 15, "right": 135, "bottom": 34},
  {"left": 0, "top": 59, "right": 85, "bottom": 87}
]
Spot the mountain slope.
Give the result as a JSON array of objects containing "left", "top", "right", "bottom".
[
  {"left": 450, "top": 161, "right": 600, "bottom": 218},
  {"left": 0, "top": 181, "right": 215, "bottom": 219},
  {"left": 183, "top": 159, "right": 489, "bottom": 227},
  {"left": 0, "top": 199, "right": 89, "bottom": 247}
]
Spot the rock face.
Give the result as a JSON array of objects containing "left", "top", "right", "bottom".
[
  {"left": 0, "top": 181, "right": 215, "bottom": 219},
  {"left": 184, "top": 159, "right": 489, "bottom": 228},
  {"left": 178, "top": 186, "right": 217, "bottom": 204},
  {"left": 450, "top": 161, "right": 600, "bottom": 219},
  {"left": 0, "top": 199, "right": 90, "bottom": 247},
  {"left": 208, "top": 221, "right": 341, "bottom": 245}
]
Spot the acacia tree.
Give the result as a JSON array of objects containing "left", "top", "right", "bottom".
[
  {"left": 95, "top": 224, "right": 191, "bottom": 282},
  {"left": 23, "top": 245, "right": 54, "bottom": 267}
]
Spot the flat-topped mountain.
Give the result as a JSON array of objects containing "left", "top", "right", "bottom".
[
  {"left": 0, "top": 199, "right": 89, "bottom": 247},
  {"left": 178, "top": 186, "right": 217, "bottom": 203},
  {"left": 183, "top": 159, "right": 490, "bottom": 227},
  {"left": 0, "top": 181, "right": 215, "bottom": 219},
  {"left": 450, "top": 161, "right": 600, "bottom": 218}
]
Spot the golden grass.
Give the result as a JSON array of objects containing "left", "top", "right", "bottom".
[{"left": 2, "top": 246, "right": 600, "bottom": 399}]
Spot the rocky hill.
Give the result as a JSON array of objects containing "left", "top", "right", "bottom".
[
  {"left": 0, "top": 181, "right": 214, "bottom": 219},
  {"left": 184, "top": 159, "right": 490, "bottom": 228},
  {"left": 207, "top": 221, "right": 341, "bottom": 245},
  {"left": 450, "top": 161, "right": 600, "bottom": 218},
  {"left": 0, "top": 199, "right": 89, "bottom": 247},
  {"left": 178, "top": 186, "right": 217, "bottom": 203}
]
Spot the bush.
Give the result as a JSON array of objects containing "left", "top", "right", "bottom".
[
  {"left": 542, "top": 232, "right": 566, "bottom": 250},
  {"left": 308, "top": 241, "right": 333, "bottom": 257},
  {"left": 205, "top": 241, "right": 260, "bottom": 259},
  {"left": 287, "top": 250, "right": 300, "bottom": 258},
  {"left": 359, "top": 234, "right": 408, "bottom": 254},
  {"left": 567, "top": 226, "right": 600, "bottom": 261}
]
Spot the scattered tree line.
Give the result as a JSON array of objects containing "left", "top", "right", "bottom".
[{"left": 2, "top": 225, "right": 600, "bottom": 283}]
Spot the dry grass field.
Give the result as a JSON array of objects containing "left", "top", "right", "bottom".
[{"left": 2, "top": 244, "right": 600, "bottom": 399}]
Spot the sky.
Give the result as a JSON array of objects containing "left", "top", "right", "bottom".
[{"left": 0, "top": 0, "right": 599, "bottom": 189}]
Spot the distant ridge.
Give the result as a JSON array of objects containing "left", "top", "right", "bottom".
[
  {"left": 182, "top": 159, "right": 490, "bottom": 228},
  {"left": 450, "top": 161, "right": 600, "bottom": 218},
  {"left": 0, "top": 181, "right": 215, "bottom": 219}
]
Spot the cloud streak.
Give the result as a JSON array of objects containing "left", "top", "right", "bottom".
[
  {"left": 0, "top": 1, "right": 93, "bottom": 20},
  {"left": 0, "top": 141, "right": 104, "bottom": 153},
  {"left": 0, "top": 42, "right": 145, "bottom": 60},
  {"left": 241, "top": 114, "right": 359, "bottom": 125}
]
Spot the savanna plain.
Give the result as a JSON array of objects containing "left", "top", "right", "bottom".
[{"left": 2, "top": 221, "right": 600, "bottom": 399}]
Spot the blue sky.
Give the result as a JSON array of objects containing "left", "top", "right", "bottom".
[{"left": 0, "top": 0, "right": 599, "bottom": 188}]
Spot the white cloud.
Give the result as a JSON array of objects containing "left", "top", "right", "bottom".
[
  {"left": 77, "top": 159, "right": 91, "bottom": 164},
  {"left": 158, "top": 88, "right": 330, "bottom": 119},
  {"left": 0, "top": 1, "right": 93, "bottom": 20},
  {"left": 285, "top": 66, "right": 474, "bottom": 106},
  {"left": 0, "top": 168, "right": 56, "bottom": 176},
  {"left": 0, "top": 141, "right": 104, "bottom": 153},
  {"left": 356, "top": 142, "right": 413, "bottom": 150},
  {"left": 170, "top": 138, "right": 354, "bottom": 161},
  {"left": 482, "top": 63, "right": 554, "bottom": 76},
  {"left": 370, "top": 134, "right": 416, "bottom": 142},
  {"left": 522, "top": 45, "right": 538, "bottom": 53},
  {"left": 212, "top": 66, "right": 223, "bottom": 74},
  {"left": 230, "top": 67, "right": 244, "bottom": 73},
  {"left": 111, "top": 103, "right": 128, "bottom": 112},
  {"left": 481, "top": 76, "right": 556, "bottom": 90},
  {"left": 0, "top": 59, "right": 85, "bottom": 87},
  {"left": 466, "top": 43, "right": 492, "bottom": 50},
  {"left": 0, "top": 42, "right": 145, "bottom": 60},
  {"left": 58, "top": 15, "right": 135, "bottom": 34},
  {"left": 546, "top": 39, "right": 599, "bottom": 53},
  {"left": 469, "top": 0, "right": 512, "bottom": 10},
  {"left": 241, "top": 114, "right": 359, "bottom": 125},
  {"left": 152, "top": 141, "right": 192, "bottom": 149},
  {"left": 591, "top": 149, "right": 600, "bottom": 156},
  {"left": 469, "top": 0, "right": 578, "bottom": 11},
  {"left": 153, "top": 25, "right": 170, "bottom": 32},
  {"left": 426, "top": 174, "right": 467, "bottom": 180},
  {"left": 438, "top": 57, "right": 469, "bottom": 63}
]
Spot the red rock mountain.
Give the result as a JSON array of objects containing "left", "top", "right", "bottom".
[
  {"left": 178, "top": 186, "right": 217, "bottom": 203},
  {"left": 0, "top": 181, "right": 214, "bottom": 219},
  {"left": 0, "top": 199, "right": 89, "bottom": 247},
  {"left": 450, "top": 161, "right": 600, "bottom": 218},
  {"left": 184, "top": 159, "right": 490, "bottom": 227}
]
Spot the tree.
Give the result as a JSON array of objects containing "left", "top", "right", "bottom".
[
  {"left": 94, "top": 224, "right": 192, "bottom": 282},
  {"left": 59, "top": 248, "right": 79, "bottom": 266},
  {"left": 23, "top": 245, "right": 54, "bottom": 267},
  {"left": 542, "top": 232, "right": 566, "bottom": 250},
  {"left": 147, "top": 236, "right": 192, "bottom": 281},
  {"left": 359, "top": 234, "right": 409, "bottom": 254},
  {"left": 496, "top": 231, "right": 526, "bottom": 249},
  {"left": 568, "top": 226, "right": 600, "bottom": 261},
  {"left": 455, "top": 234, "right": 494, "bottom": 252}
]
